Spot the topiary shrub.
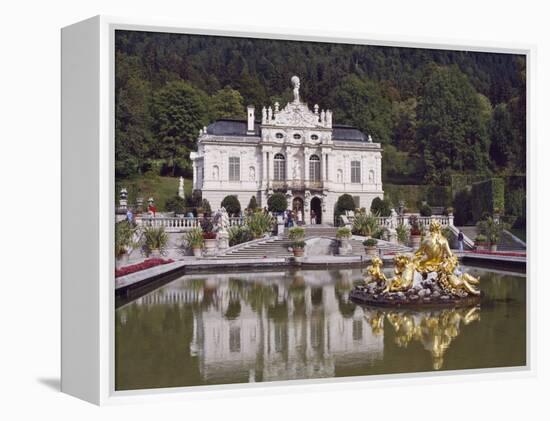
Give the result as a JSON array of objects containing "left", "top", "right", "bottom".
[
  {"left": 370, "top": 197, "right": 392, "bottom": 217},
  {"left": 334, "top": 194, "right": 356, "bottom": 224},
  {"left": 248, "top": 195, "right": 258, "bottom": 211},
  {"left": 201, "top": 198, "right": 212, "bottom": 216},
  {"left": 165, "top": 195, "right": 186, "bottom": 214},
  {"left": 267, "top": 192, "right": 288, "bottom": 213},
  {"left": 221, "top": 195, "right": 241, "bottom": 216},
  {"left": 419, "top": 203, "right": 432, "bottom": 217}
]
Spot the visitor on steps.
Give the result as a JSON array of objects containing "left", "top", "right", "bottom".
[
  {"left": 311, "top": 210, "right": 316, "bottom": 225},
  {"left": 458, "top": 230, "right": 464, "bottom": 252}
]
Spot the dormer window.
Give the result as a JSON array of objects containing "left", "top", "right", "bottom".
[
  {"left": 293, "top": 133, "right": 301, "bottom": 140},
  {"left": 311, "top": 134, "right": 319, "bottom": 141},
  {"left": 275, "top": 133, "right": 284, "bottom": 139}
]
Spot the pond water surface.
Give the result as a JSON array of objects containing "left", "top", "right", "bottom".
[{"left": 115, "top": 266, "right": 526, "bottom": 390}]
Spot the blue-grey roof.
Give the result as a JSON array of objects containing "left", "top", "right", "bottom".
[
  {"left": 332, "top": 125, "right": 368, "bottom": 142},
  {"left": 207, "top": 119, "right": 261, "bottom": 136},
  {"left": 206, "top": 119, "right": 369, "bottom": 141}
]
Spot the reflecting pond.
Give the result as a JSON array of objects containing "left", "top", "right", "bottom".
[{"left": 115, "top": 267, "right": 526, "bottom": 390}]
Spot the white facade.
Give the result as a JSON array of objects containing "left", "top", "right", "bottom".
[{"left": 191, "top": 76, "right": 383, "bottom": 224}]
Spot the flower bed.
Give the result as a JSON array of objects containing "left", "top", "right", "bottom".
[{"left": 115, "top": 258, "right": 174, "bottom": 278}]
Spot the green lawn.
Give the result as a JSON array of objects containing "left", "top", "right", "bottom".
[{"left": 115, "top": 176, "right": 192, "bottom": 211}]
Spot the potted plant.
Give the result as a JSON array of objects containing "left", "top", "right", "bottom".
[
  {"left": 474, "top": 234, "right": 488, "bottom": 251},
  {"left": 115, "top": 221, "right": 137, "bottom": 268},
  {"left": 476, "top": 216, "right": 509, "bottom": 252},
  {"left": 184, "top": 227, "right": 204, "bottom": 257},
  {"left": 336, "top": 227, "right": 352, "bottom": 256},
  {"left": 396, "top": 223, "right": 409, "bottom": 245},
  {"left": 200, "top": 218, "right": 217, "bottom": 256},
  {"left": 246, "top": 211, "right": 274, "bottom": 239},
  {"left": 363, "top": 238, "right": 378, "bottom": 256},
  {"left": 288, "top": 226, "right": 306, "bottom": 257},
  {"left": 141, "top": 226, "right": 168, "bottom": 257},
  {"left": 408, "top": 215, "right": 422, "bottom": 249}
]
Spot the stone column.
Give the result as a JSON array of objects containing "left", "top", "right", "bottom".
[
  {"left": 192, "top": 160, "right": 197, "bottom": 190},
  {"left": 286, "top": 146, "right": 292, "bottom": 185},
  {"left": 304, "top": 148, "right": 310, "bottom": 183}
]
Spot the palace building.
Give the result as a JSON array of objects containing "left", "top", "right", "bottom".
[{"left": 190, "top": 76, "right": 383, "bottom": 225}]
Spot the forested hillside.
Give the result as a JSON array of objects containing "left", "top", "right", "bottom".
[{"left": 115, "top": 30, "right": 526, "bottom": 186}]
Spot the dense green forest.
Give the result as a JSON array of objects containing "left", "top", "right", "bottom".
[{"left": 115, "top": 30, "right": 526, "bottom": 186}]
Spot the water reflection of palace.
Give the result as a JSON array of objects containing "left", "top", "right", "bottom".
[
  {"left": 135, "top": 270, "right": 384, "bottom": 383},
  {"left": 132, "top": 270, "right": 481, "bottom": 381}
]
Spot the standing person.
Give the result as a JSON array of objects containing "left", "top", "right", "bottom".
[
  {"left": 457, "top": 230, "right": 464, "bottom": 252},
  {"left": 288, "top": 210, "right": 294, "bottom": 228},
  {"left": 126, "top": 208, "right": 133, "bottom": 224},
  {"left": 297, "top": 207, "right": 303, "bottom": 225},
  {"left": 310, "top": 210, "right": 316, "bottom": 225}
]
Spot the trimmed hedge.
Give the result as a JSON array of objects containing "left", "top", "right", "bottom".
[
  {"left": 334, "top": 194, "right": 356, "bottom": 224},
  {"left": 471, "top": 178, "right": 505, "bottom": 222},
  {"left": 267, "top": 192, "right": 288, "bottom": 213},
  {"left": 384, "top": 184, "right": 451, "bottom": 211},
  {"left": 370, "top": 197, "right": 392, "bottom": 217},
  {"left": 221, "top": 195, "right": 241, "bottom": 216}
]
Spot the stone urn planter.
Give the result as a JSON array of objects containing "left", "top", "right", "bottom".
[
  {"left": 148, "top": 249, "right": 162, "bottom": 258},
  {"left": 192, "top": 247, "right": 202, "bottom": 257},
  {"left": 410, "top": 234, "right": 421, "bottom": 250},
  {"left": 490, "top": 243, "right": 498, "bottom": 252},
  {"left": 204, "top": 238, "right": 218, "bottom": 256},
  {"left": 475, "top": 243, "right": 488, "bottom": 251},
  {"left": 292, "top": 241, "right": 305, "bottom": 257},
  {"left": 363, "top": 238, "right": 378, "bottom": 257}
]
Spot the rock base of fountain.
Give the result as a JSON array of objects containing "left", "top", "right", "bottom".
[{"left": 350, "top": 278, "right": 481, "bottom": 308}]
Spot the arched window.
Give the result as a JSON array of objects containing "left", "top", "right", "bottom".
[
  {"left": 274, "top": 153, "right": 286, "bottom": 181},
  {"left": 309, "top": 155, "right": 321, "bottom": 182},
  {"left": 351, "top": 160, "right": 361, "bottom": 183}
]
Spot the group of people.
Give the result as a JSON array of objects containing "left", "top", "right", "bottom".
[{"left": 283, "top": 209, "right": 318, "bottom": 227}]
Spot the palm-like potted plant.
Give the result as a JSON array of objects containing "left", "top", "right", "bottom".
[
  {"left": 115, "top": 221, "right": 137, "bottom": 268},
  {"left": 396, "top": 223, "right": 409, "bottom": 245},
  {"left": 246, "top": 211, "right": 274, "bottom": 239},
  {"left": 363, "top": 238, "right": 378, "bottom": 256},
  {"left": 351, "top": 211, "right": 383, "bottom": 238},
  {"left": 141, "top": 226, "right": 168, "bottom": 257},
  {"left": 336, "top": 227, "right": 352, "bottom": 256},
  {"left": 288, "top": 226, "right": 306, "bottom": 257},
  {"left": 408, "top": 215, "right": 422, "bottom": 249},
  {"left": 185, "top": 227, "right": 204, "bottom": 257},
  {"left": 476, "top": 216, "right": 509, "bottom": 252}
]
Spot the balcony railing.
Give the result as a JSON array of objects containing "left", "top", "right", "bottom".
[{"left": 270, "top": 180, "right": 323, "bottom": 190}]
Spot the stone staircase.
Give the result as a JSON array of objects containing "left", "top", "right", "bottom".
[
  {"left": 456, "top": 226, "right": 526, "bottom": 251},
  {"left": 216, "top": 225, "right": 411, "bottom": 260}
]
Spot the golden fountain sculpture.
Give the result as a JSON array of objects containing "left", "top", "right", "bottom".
[{"left": 354, "top": 222, "right": 480, "bottom": 306}]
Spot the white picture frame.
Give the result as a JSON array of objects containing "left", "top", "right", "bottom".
[{"left": 61, "top": 15, "right": 534, "bottom": 405}]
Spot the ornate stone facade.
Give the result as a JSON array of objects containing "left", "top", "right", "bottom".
[{"left": 191, "top": 76, "right": 383, "bottom": 224}]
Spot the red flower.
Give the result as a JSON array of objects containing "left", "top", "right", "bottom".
[{"left": 115, "top": 258, "right": 174, "bottom": 278}]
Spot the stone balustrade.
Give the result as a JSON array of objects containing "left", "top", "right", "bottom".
[
  {"left": 353, "top": 214, "right": 454, "bottom": 229},
  {"left": 136, "top": 216, "right": 245, "bottom": 232}
]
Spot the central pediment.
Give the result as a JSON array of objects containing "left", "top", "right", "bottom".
[{"left": 271, "top": 102, "right": 327, "bottom": 128}]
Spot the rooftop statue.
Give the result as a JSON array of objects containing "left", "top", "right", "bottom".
[{"left": 291, "top": 75, "right": 300, "bottom": 103}]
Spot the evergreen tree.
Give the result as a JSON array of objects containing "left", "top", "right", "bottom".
[
  {"left": 416, "top": 66, "right": 490, "bottom": 184},
  {"left": 210, "top": 86, "right": 246, "bottom": 120},
  {"left": 151, "top": 80, "right": 209, "bottom": 176}
]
